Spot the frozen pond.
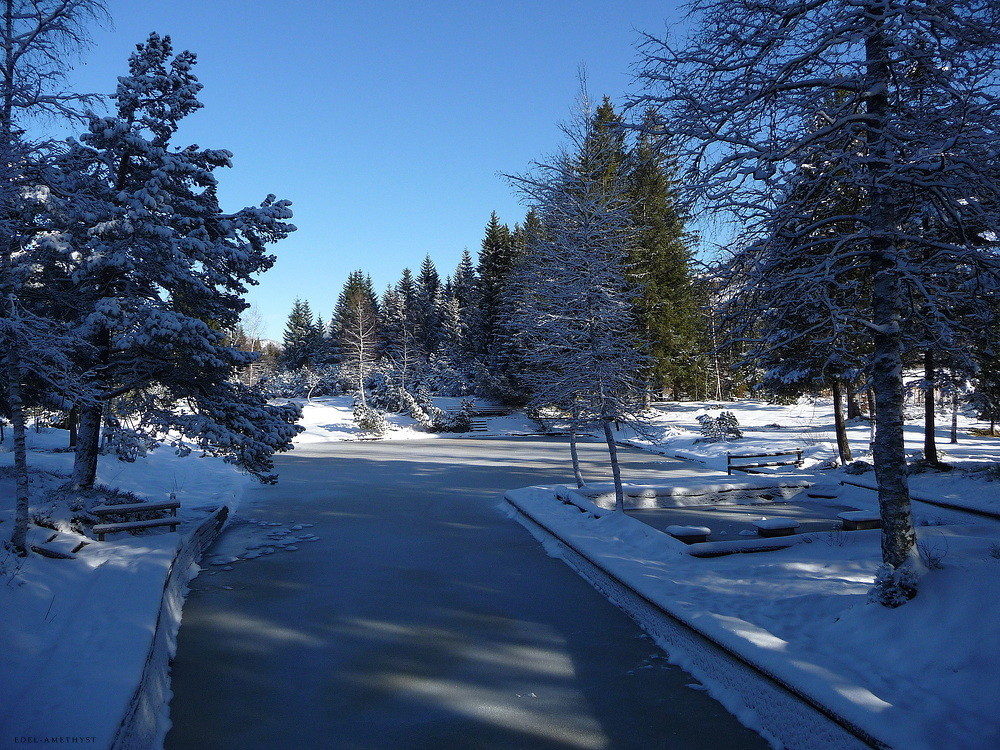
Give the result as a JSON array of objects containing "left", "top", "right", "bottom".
[{"left": 165, "top": 437, "right": 769, "bottom": 749}]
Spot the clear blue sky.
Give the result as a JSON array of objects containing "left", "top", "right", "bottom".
[{"left": 61, "top": 0, "right": 686, "bottom": 340}]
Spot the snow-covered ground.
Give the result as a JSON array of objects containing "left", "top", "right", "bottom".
[
  {"left": 0, "top": 431, "right": 254, "bottom": 748},
  {"left": 508, "top": 397, "right": 1000, "bottom": 749}
]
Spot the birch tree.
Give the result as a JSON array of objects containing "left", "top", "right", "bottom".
[
  {"left": 510, "top": 93, "right": 647, "bottom": 512},
  {"left": 632, "top": 0, "right": 1000, "bottom": 604},
  {"left": 334, "top": 270, "right": 378, "bottom": 407},
  {"left": 0, "top": 0, "right": 106, "bottom": 554}
]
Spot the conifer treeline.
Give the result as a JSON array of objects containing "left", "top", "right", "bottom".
[{"left": 273, "top": 100, "right": 713, "bottom": 405}]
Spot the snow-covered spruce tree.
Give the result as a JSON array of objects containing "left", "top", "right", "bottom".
[
  {"left": 450, "top": 247, "right": 478, "bottom": 362},
  {"left": 509, "top": 92, "right": 647, "bottom": 513},
  {"left": 628, "top": 108, "right": 705, "bottom": 401},
  {"left": 0, "top": 0, "right": 107, "bottom": 554},
  {"left": 57, "top": 33, "right": 300, "bottom": 489},
  {"left": 333, "top": 270, "right": 378, "bottom": 407},
  {"left": 377, "top": 271, "right": 421, "bottom": 389},
  {"left": 281, "top": 299, "right": 323, "bottom": 370},
  {"left": 632, "top": 0, "right": 1000, "bottom": 604},
  {"left": 413, "top": 255, "right": 443, "bottom": 360}
]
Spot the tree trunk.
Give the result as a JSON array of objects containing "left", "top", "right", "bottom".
[
  {"left": 830, "top": 379, "right": 853, "bottom": 464},
  {"left": 602, "top": 419, "right": 625, "bottom": 513},
  {"left": 569, "top": 427, "right": 585, "bottom": 488},
  {"left": 68, "top": 405, "right": 77, "bottom": 448},
  {"left": 866, "top": 8, "right": 917, "bottom": 591},
  {"left": 923, "top": 350, "right": 939, "bottom": 465},
  {"left": 866, "top": 389, "right": 877, "bottom": 447},
  {"left": 357, "top": 367, "right": 366, "bottom": 408},
  {"left": 950, "top": 379, "right": 959, "bottom": 444},
  {"left": 846, "top": 381, "right": 863, "bottom": 419},
  {"left": 7, "top": 355, "right": 30, "bottom": 555},
  {"left": 870, "top": 267, "right": 917, "bottom": 572},
  {"left": 72, "top": 404, "right": 103, "bottom": 493}
]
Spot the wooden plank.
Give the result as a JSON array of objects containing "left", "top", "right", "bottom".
[
  {"left": 93, "top": 518, "right": 179, "bottom": 541},
  {"left": 92, "top": 500, "right": 180, "bottom": 516},
  {"left": 30, "top": 544, "right": 76, "bottom": 559},
  {"left": 728, "top": 451, "right": 802, "bottom": 459}
]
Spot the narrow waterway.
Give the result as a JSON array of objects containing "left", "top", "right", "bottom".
[{"left": 165, "top": 436, "right": 769, "bottom": 749}]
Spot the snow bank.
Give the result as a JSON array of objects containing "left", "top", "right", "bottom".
[{"left": 0, "top": 427, "right": 250, "bottom": 749}]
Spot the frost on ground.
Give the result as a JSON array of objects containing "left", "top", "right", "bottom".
[{"left": 507, "top": 397, "right": 1000, "bottom": 750}]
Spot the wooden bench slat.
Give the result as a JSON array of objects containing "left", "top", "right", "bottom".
[
  {"left": 92, "top": 500, "right": 180, "bottom": 516},
  {"left": 753, "top": 518, "right": 800, "bottom": 538},
  {"left": 93, "top": 518, "right": 180, "bottom": 541},
  {"left": 727, "top": 449, "right": 803, "bottom": 475}
]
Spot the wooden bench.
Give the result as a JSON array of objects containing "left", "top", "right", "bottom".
[
  {"left": 666, "top": 525, "right": 712, "bottom": 544},
  {"left": 752, "top": 518, "right": 800, "bottom": 538},
  {"left": 837, "top": 510, "right": 881, "bottom": 531},
  {"left": 727, "top": 450, "right": 803, "bottom": 475},
  {"left": 91, "top": 499, "right": 180, "bottom": 541}
]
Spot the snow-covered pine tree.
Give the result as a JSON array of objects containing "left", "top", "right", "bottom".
[
  {"left": 509, "top": 91, "right": 647, "bottom": 512},
  {"left": 0, "top": 0, "right": 108, "bottom": 554},
  {"left": 632, "top": 0, "right": 1000, "bottom": 604},
  {"left": 58, "top": 33, "right": 300, "bottom": 488}
]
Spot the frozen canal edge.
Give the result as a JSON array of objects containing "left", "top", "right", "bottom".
[
  {"left": 505, "top": 492, "right": 882, "bottom": 750},
  {"left": 111, "top": 506, "right": 230, "bottom": 750}
]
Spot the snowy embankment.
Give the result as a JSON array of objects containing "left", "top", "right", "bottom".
[
  {"left": 291, "top": 395, "right": 539, "bottom": 443},
  {"left": 0, "top": 430, "right": 251, "bottom": 748},
  {"left": 507, "top": 398, "right": 1000, "bottom": 750}
]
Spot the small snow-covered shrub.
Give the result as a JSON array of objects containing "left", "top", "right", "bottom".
[
  {"left": 425, "top": 403, "right": 452, "bottom": 432},
  {"left": 908, "top": 451, "right": 953, "bottom": 473},
  {"left": 976, "top": 464, "right": 1000, "bottom": 482},
  {"left": 844, "top": 460, "right": 873, "bottom": 475},
  {"left": 367, "top": 371, "right": 403, "bottom": 412},
  {"left": 449, "top": 399, "right": 476, "bottom": 432},
  {"left": 102, "top": 419, "right": 159, "bottom": 462},
  {"left": 917, "top": 534, "right": 948, "bottom": 570},
  {"left": 696, "top": 411, "right": 743, "bottom": 442},
  {"left": 353, "top": 404, "right": 388, "bottom": 436},
  {"left": 1, "top": 541, "right": 25, "bottom": 577},
  {"left": 869, "top": 562, "right": 920, "bottom": 607},
  {"left": 399, "top": 388, "right": 432, "bottom": 428}
]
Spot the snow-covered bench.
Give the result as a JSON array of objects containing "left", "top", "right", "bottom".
[
  {"left": 837, "top": 510, "right": 881, "bottom": 531},
  {"left": 666, "top": 525, "right": 712, "bottom": 544},
  {"left": 752, "top": 518, "right": 800, "bottom": 538},
  {"left": 727, "top": 450, "right": 803, "bottom": 475},
  {"left": 91, "top": 499, "right": 180, "bottom": 541}
]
